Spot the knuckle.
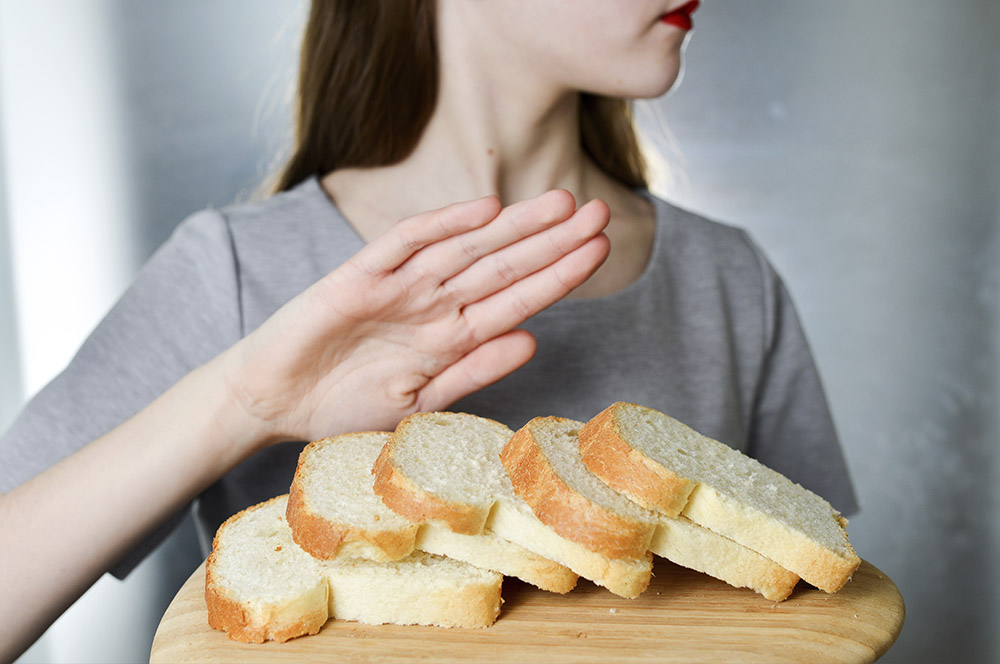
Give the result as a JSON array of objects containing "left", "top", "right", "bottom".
[
  {"left": 431, "top": 209, "right": 451, "bottom": 234},
  {"left": 547, "top": 227, "right": 569, "bottom": 255},
  {"left": 506, "top": 208, "right": 535, "bottom": 239},
  {"left": 552, "top": 265, "right": 574, "bottom": 294},
  {"left": 460, "top": 236, "right": 482, "bottom": 261},
  {"left": 438, "top": 279, "right": 465, "bottom": 309},
  {"left": 399, "top": 260, "right": 429, "bottom": 285},
  {"left": 459, "top": 309, "right": 487, "bottom": 346},
  {"left": 494, "top": 254, "right": 518, "bottom": 285},
  {"left": 343, "top": 252, "right": 380, "bottom": 279},
  {"left": 511, "top": 293, "right": 535, "bottom": 320},
  {"left": 460, "top": 361, "right": 487, "bottom": 392},
  {"left": 398, "top": 230, "right": 423, "bottom": 254}
]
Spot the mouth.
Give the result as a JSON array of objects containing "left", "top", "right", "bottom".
[{"left": 661, "top": 0, "right": 701, "bottom": 31}]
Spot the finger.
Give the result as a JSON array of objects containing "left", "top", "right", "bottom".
[
  {"left": 462, "top": 234, "right": 611, "bottom": 341},
  {"left": 417, "top": 330, "right": 537, "bottom": 410},
  {"left": 396, "top": 189, "right": 577, "bottom": 284},
  {"left": 347, "top": 195, "right": 502, "bottom": 276},
  {"left": 443, "top": 198, "right": 610, "bottom": 304}
]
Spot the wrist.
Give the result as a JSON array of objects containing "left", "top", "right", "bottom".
[{"left": 194, "top": 349, "right": 284, "bottom": 463}]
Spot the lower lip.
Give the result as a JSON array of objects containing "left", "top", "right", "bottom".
[{"left": 661, "top": 0, "right": 700, "bottom": 31}]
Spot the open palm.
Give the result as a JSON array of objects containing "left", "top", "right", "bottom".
[{"left": 223, "top": 189, "right": 610, "bottom": 443}]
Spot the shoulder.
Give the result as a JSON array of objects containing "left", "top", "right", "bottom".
[
  {"left": 214, "top": 177, "right": 348, "bottom": 240},
  {"left": 644, "top": 193, "right": 776, "bottom": 287},
  {"left": 202, "top": 177, "right": 360, "bottom": 278},
  {"left": 198, "top": 177, "right": 364, "bottom": 323},
  {"left": 642, "top": 193, "right": 789, "bottom": 347},
  {"left": 648, "top": 194, "right": 758, "bottom": 258}
]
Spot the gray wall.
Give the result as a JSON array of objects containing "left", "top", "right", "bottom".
[
  {"left": 650, "top": 3, "right": 999, "bottom": 662},
  {"left": 107, "top": 0, "right": 302, "bottom": 260},
  {"left": 1, "top": 2, "right": 996, "bottom": 662}
]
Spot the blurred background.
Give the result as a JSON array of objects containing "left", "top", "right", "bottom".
[{"left": 1, "top": 1, "right": 996, "bottom": 662}]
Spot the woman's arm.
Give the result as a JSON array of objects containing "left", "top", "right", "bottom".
[
  {"left": 0, "top": 190, "right": 610, "bottom": 663},
  {"left": 0, "top": 357, "right": 260, "bottom": 663}
]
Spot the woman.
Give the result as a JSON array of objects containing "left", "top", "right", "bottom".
[{"left": 0, "top": 1, "right": 856, "bottom": 659}]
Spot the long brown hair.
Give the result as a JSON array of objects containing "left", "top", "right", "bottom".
[{"left": 274, "top": 0, "right": 648, "bottom": 193}]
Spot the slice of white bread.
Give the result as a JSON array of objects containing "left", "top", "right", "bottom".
[
  {"left": 374, "top": 412, "right": 652, "bottom": 598},
  {"left": 290, "top": 429, "right": 577, "bottom": 593},
  {"left": 206, "top": 495, "right": 504, "bottom": 642},
  {"left": 579, "top": 402, "right": 860, "bottom": 593},
  {"left": 287, "top": 432, "right": 419, "bottom": 562},
  {"left": 206, "top": 496, "right": 328, "bottom": 643},
  {"left": 486, "top": 499, "right": 654, "bottom": 599},
  {"left": 503, "top": 415, "right": 801, "bottom": 601},
  {"left": 500, "top": 416, "right": 659, "bottom": 560},
  {"left": 373, "top": 412, "right": 514, "bottom": 535},
  {"left": 649, "top": 515, "right": 800, "bottom": 601}
]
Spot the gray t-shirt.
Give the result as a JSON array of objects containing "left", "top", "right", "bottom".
[{"left": 0, "top": 177, "right": 858, "bottom": 578}]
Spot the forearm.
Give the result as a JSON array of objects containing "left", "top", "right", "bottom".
[{"left": 0, "top": 354, "right": 264, "bottom": 664}]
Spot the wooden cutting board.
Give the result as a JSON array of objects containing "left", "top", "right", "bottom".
[{"left": 150, "top": 559, "right": 903, "bottom": 663}]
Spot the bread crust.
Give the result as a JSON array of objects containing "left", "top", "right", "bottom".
[
  {"left": 419, "top": 577, "right": 503, "bottom": 628},
  {"left": 790, "top": 546, "right": 859, "bottom": 593},
  {"left": 205, "top": 554, "right": 327, "bottom": 643},
  {"left": 205, "top": 498, "right": 329, "bottom": 643},
  {"left": 500, "top": 417, "right": 655, "bottom": 560},
  {"left": 594, "top": 552, "right": 653, "bottom": 598},
  {"left": 578, "top": 402, "right": 695, "bottom": 516},
  {"left": 371, "top": 421, "right": 489, "bottom": 535},
  {"left": 503, "top": 556, "right": 578, "bottom": 594},
  {"left": 286, "top": 450, "right": 419, "bottom": 560}
]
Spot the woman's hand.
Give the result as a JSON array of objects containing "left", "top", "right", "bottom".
[{"left": 223, "top": 189, "right": 610, "bottom": 446}]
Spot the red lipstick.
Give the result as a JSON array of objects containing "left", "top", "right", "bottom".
[{"left": 661, "top": 0, "right": 700, "bottom": 31}]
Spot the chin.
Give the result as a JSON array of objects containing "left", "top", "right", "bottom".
[
  {"left": 634, "top": 71, "right": 683, "bottom": 99},
  {"left": 595, "top": 61, "right": 683, "bottom": 100}
]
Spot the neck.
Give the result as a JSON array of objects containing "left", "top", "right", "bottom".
[
  {"left": 405, "top": 82, "right": 589, "bottom": 206},
  {"left": 321, "top": 6, "right": 632, "bottom": 238}
]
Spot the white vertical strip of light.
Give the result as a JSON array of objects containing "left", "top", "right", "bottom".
[
  {"left": 0, "top": 94, "right": 23, "bottom": 432},
  {"left": 1, "top": 3, "right": 151, "bottom": 663},
  {"left": 0, "top": 0, "right": 134, "bottom": 399}
]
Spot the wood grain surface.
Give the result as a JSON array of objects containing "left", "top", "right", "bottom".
[{"left": 150, "top": 559, "right": 904, "bottom": 663}]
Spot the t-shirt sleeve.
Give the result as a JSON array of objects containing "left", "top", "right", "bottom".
[
  {"left": 742, "top": 233, "right": 859, "bottom": 516},
  {"left": 0, "top": 208, "right": 242, "bottom": 578}
]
